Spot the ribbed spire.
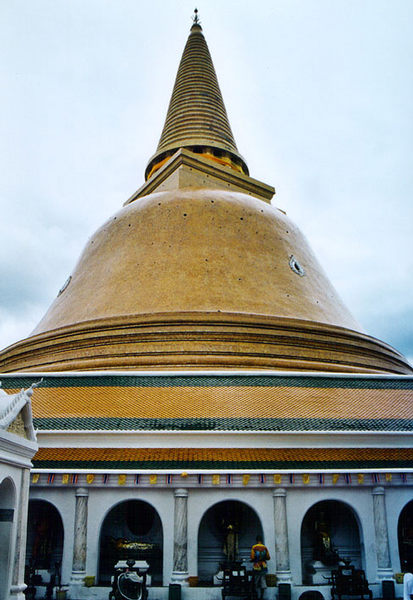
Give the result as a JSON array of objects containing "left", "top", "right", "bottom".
[{"left": 145, "top": 15, "right": 248, "bottom": 180}]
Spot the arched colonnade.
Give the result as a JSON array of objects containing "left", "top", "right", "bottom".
[{"left": 26, "top": 486, "right": 412, "bottom": 594}]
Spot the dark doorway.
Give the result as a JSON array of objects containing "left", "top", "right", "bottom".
[
  {"left": 299, "top": 592, "right": 324, "bottom": 600},
  {"left": 398, "top": 500, "right": 413, "bottom": 572},
  {"left": 98, "top": 500, "right": 163, "bottom": 585},
  {"left": 26, "top": 500, "right": 64, "bottom": 570},
  {"left": 0, "top": 478, "right": 16, "bottom": 600},
  {"left": 301, "top": 500, "right": 362, "bottom": 584},
  {"left": 197, "top": 500, "right": 263, "bottom": 584}
]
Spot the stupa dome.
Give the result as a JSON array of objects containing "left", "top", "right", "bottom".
[
  {"left": 0, "top": 16, "right": 411, "bottom": 375},
  {"left": 32, "top": 188, "right": 360, "bottom": 335}
]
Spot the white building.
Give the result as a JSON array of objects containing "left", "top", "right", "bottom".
[{"left": 0, "top": 384, "right": 38, "bottom": 600}]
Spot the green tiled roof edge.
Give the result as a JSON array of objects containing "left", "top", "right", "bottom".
[
  {"left": 32, "top": 458, "right": 413, "bottom": 470},
  {"left": 2, "top": 374, "right": 413, "bottom": 390},
  {"left": 33, "top": 416, "right": 413, "bottom": 431}
]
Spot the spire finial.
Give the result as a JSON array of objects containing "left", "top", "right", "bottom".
[
  {"left": 145, "top": 9, "right": 249, "bottom": 180},
  {"left": 192, "top": 8, "right": 200, "bottom": 26}
]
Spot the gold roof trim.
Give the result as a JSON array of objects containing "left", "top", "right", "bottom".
[{"left": 126, "top": 149, "right": 275, "bottom": 205}]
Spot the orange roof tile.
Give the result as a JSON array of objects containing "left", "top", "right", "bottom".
[
  {"left": 2, "top": 373, "right": 412, "bottom": 432},
  {"left": 32, "top": 447, "right": 413, "bottom": 470},
  {"left": 25, "top": 385, "right": 412, "bottom": 421}
]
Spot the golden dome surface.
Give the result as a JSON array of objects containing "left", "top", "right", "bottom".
[
  {"left": 33, "top": 188, "right": 358, "bottom": 333},
  {"left": 0, "top": 166, "right": 410, "bottom": 374},
  {"left": 0, "top": 16, "right": 411, "bottom": 375}
]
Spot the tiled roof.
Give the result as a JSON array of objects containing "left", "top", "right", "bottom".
[
  {"left": 2, "top": 373, "right": 412, "bottom": 432},
  {"left": 33, "top": 447, "right": 413, "bottom": 470}
]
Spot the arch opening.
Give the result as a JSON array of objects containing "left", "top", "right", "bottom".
[
  {"left": 398, "top": 499, "right": 413, "bottom": 572},
  {"left": 98, "top": 500, "right": 163, "bottom": 585},
  {"left": 299, "top": 592, "right": 324, "bottom": 600},
  {"left": 0, "top": 478, "right": 16, "bottom": 600},
  {"left": 197, "top": 500, "right": 263, "bottom": 585},
  {"left": 301, "top": 500, "right": 362, "bottom": 585},
  {"left": 25, "top": 500, "right": 64, "bottom": 578}
]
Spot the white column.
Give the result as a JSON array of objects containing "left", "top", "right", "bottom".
[
  {"left": 273, "top": 488, "right": 292, "bottom": 583},
  {"left": 171, "top": 488, "right": 189, "bottom": 585},
  {"left": 10, "top": 468, "right": 30, "bottom": 600},
  {"left": 70, "top": 488, "right": 89, "bottom": 590},
  {"left": 372, "top": 486, "right": 392, "bottom": 580}
]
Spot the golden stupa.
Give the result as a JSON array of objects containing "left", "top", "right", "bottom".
[{"left": 0, "top": 16, "right": 411, "bottom": 374}]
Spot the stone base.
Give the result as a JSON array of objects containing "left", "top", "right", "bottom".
[
  {"left": 40, "top": 582, "right": 388, "bottom": 600},
  {"left": 171, "top": 572, "right": 189, "bottom": 586},
  {"left": 276, "top": 570, "right": 292, "bottom": 584},
  {"left": 10, "top": 584, "right": 27, "bottom": 600},
  {"left": 69, "top": 572, "right": 87, "bottom": 600},
  {"left": 377, "top": 568, "right": 394, "bottom": 581},
  {"left": 307, "top": 560, "right": 334, "bottom": 584},
  {"left": 213, "top": 571, "right": 224, "bottom": 586}
]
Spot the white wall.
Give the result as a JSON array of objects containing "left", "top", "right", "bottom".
[
  {"left": 0, "top": 476, "right": 17, "bottom": 600},
  {"left": 27, "top": 482, "right": 413, "bottom": 595}
]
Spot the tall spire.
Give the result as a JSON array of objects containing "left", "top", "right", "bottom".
[{"left": 145, "top": 11, "right": 248, "bottom": 180}]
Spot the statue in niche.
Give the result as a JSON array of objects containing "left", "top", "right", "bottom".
[
  {"left": 109, "top": 537, "right": 160, "bottom": 559},
  {"left": 313, "top": 512, "right": 340, "bottom": 566},
  {"left": 223, "top": 522, "right": 239, "bottom": 563}
]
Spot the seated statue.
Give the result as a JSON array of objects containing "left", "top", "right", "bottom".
[{"left": 109, "top": 537, "right": 160, "bottom": 559}]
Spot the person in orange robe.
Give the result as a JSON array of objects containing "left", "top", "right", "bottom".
[{"left": 251, "top": 535, "right": 270, "bottom": 599}]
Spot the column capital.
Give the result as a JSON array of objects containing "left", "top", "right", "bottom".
[
  {"left": 273, "top": 488, "right": 287, "bottom": 498},
  {"left": 75, "top": 487, "right": 89, "bottom": 497},
  {"left": 372, "top": 486, "right": 385, "bottom": 496},
  {"left": 174, "top": 488, "right": 188, "bottom": 498}
]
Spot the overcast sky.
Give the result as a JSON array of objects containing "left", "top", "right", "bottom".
[{"left": 1, "top": 0, "right": 412, "bottom": 365}]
